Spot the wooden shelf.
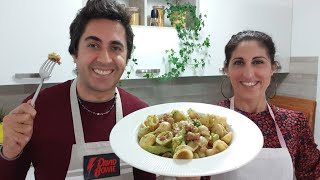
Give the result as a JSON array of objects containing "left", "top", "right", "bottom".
[{"left": 117, "top": 0, "right": 198, "bottom": 27}]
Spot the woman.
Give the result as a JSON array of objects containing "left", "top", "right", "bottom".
[{"left": 216, "top": 30, "right": 320, "bottom": 180}]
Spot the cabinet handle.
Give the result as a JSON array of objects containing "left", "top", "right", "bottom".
[
  {"left": 14, "top": 73, "right": 40, "bottom": 79},
  {"left": 136, "top": 69, "right": 160, "bottom": 74}
]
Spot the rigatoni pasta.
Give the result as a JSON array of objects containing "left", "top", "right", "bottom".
[{"left": 137, "top": 108, "right": 233, "bottom": 159}]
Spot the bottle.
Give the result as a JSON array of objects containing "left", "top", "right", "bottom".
[
  {"left": 150, "top": 9, "right": 159, "bottom": 26},
  {"left": 152, "top": 5, "right": 165, "bottom": 27}
]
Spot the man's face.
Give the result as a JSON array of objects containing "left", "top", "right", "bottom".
[{"left": 73, "top": 19, "right": 127, "bottom": 99}]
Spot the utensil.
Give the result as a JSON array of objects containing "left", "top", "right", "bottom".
[{"left": 30, "top": 59, "right": 56, "bottom": 106}]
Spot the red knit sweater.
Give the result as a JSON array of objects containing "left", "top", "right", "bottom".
[
  {"left": 217, "top": 100, "right": 320, "bottom": 180},
  {"left": 0, "top": 80, "right": 155, "bottom": 180}
]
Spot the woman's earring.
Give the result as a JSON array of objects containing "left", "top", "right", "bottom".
[
  {"left": 220, "top": 76, "right": 233, "bottom": 99},
  {"left": 266, "top": 76, "right": 278, "bottom": 99}
]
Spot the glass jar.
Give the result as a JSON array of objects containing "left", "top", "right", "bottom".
[
  {"left": 150, "top": 9, "right": 159, "bottom": 26},
  {"left": 126, "top": 7, "right": 140, "bottom": 25},
  {"left": 152, "top": 5, "right": 165, "bottom": 27}
]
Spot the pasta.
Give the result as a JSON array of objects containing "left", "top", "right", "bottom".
[
  {"left": 137, "top": 108, "right": 233, "bottom": 159},
  {"left": 48, "top": 52, "right": 61, "bottom": 64}
]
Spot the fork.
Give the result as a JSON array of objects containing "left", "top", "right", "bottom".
[{"left": 30, "top": 59, "right": 57, "bottom": 106}]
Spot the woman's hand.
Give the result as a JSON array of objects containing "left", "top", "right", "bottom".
[{"left": 176, "top": 177, "right": 201, "bottom": 180}]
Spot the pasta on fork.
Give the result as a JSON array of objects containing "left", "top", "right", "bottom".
[{"left": 48, "top": 52, "right": 61, "bottom": 64}]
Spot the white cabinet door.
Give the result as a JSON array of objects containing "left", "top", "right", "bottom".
[
  {"left": 0, "top": 0, "right": 292, "bottom": 85},
  {"left": 0, "top": 0, "right": 82, "bottom": 85},
  {"left": 121, "top": 26, "right": 180, "bottom": 80},
  {"left": 199, "top": 0, "right": 293, "bottom": 76},
  {"left": 126, "top": 0, "right": 293, "bottom": 80}
]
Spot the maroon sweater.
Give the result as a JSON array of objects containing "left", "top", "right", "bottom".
[
  {"left": 217, "top": 100, "right": 320, "bottom": 180},
  {"left": 0, "top": 80, "right": 155, "bottom": 180}
]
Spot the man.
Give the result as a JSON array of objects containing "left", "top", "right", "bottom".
[
  {"left": 0, "top": 0, "right": 155, "bottom": 179},
  {"left": 0, "top": 0, "right": 209, "bottom": 179}
]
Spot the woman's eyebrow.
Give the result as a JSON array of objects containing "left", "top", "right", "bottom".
[
  {"left": 231, "top": 57, "right": 244, "bottom": 61},
  {"left": 253, "top": 56, "right": 268, "bottom": 60}
]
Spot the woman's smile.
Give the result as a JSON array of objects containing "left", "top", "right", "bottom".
[{"left": 240, "top": 81, "right": 259, "bottom": 87}]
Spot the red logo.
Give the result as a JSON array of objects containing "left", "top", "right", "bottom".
[
  {"left": 84, "top": 153, "right": 120, "bottom": 179},
  {"left": 93, "top": 158, "right": 117, "bottom": 177},
  {"left": 86, "top": 157, "right": 97, "bottom": 176}
]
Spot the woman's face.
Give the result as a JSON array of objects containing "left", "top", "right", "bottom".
[{"left": 225, "top": 40, "right": 275, "bottom": 101}]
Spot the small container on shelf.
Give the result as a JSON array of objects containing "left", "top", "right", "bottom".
[
  {"left": 150, "top": 9, "right": 159, "bottom": 26},
  {"left": 126, "top": 7, "right": 140, "bottom": 25},
  {"left": 152, "top": 5, "right": 165, "bottom": 27}
]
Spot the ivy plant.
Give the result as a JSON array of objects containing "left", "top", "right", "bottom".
[
  {"left": 145, "top": 0, "right": 211, "bottom": 80},
  {"left": 119, "top": 45, "right": 138, "bottom": 86},
  {"left": 124, "top": 55, "right": 138, "bottom": 79}
]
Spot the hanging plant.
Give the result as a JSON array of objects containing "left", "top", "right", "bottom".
[
  {"left": 144, "top": 0, "right": 211, "bottom": 80},
  {"left": 124, "top": 45, "right": 138, "bottom": 79},
  {"left": 119, "top": 45, "right": 138, "bottom": 86}
]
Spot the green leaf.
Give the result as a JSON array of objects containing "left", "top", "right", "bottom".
[{"left": 161, "top": 0, "right": 211, "bottom": 80}]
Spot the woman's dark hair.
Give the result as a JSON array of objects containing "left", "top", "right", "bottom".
[
  {"left": 223, "top": 30, "right": 281, "bottom": 70},
  {"left": 68, "top": 0, "right": 134, "bottom": 62}
]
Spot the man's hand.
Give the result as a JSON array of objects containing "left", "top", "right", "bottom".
[{"left": 2, "top": 100, "right": 36, "bottom": 159}]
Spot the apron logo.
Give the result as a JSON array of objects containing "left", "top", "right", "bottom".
[
  {"left": 83, "top": 153, "right": 120, "bottom": 179},
  {"left": 87, "top": 157, "right": 97, "bottom": 176}
]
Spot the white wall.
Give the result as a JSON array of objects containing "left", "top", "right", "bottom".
[
  {"left": 199, "top": 0, "right": 292, "bottom": 75},
  {"left": 0, "top": 0, "right": 293, "bottom": 85},
  {"left": 0, "top": 0, "right": 82, "bottom": 85},
  {"left": 291, "top": 0, "right": 320, "bottom": 145}
]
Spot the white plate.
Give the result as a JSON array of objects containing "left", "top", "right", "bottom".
[{"left": 110, "top": 102, "right": 263, "bottom": 177}]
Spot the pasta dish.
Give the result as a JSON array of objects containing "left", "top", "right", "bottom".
[{"left": 137, "top": 108, "right": 233, "bottom": 159}]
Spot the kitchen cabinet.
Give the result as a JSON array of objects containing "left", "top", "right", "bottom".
[
  {"left": 0, "top": 0, "right": 293, "bottom": 85},
  {"left": 126, "top": 0, "right": 293, "bottom": 79},
  {"left": 121, "top": 26, "right": 180, "bottom": 80},
  {"left": 0, "top": 0, "right": 82, "bottom": 86},
  {"left": 83, "top": 0, "right": 199, "bottom": 27},
  {"left": 199, "top": 0, "right": 292, "bottom": 75}
]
